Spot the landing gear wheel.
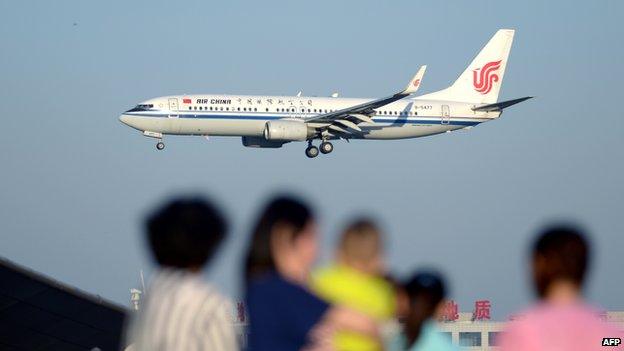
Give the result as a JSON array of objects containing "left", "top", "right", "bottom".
[
  {"left": 320, "top": 141, "right": 333, "bottom": 154},
  {"left": 305, "top": 146, "right": 319, "bottom": 158},
  {"left": 156, "top": 141, "right": 165, "bottom": 150}
]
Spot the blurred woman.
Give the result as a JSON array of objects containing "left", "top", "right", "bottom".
[
  {"left": 244, "top": 195, "right": 379, "bottom": 351},
  {"left": 388, "top": 271, "right": 457, "bottom": 351}
]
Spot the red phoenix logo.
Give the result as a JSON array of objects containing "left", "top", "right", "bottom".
[
  {"left": 472, "top": 60, "right": 501, "bottom": 94},
  {"left": 412, "top": 79, "right": 420, "bottom": 87}
]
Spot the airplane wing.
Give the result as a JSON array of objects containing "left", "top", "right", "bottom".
[{"left": 304, "top": 66, "right": 427, "bottom": 133}]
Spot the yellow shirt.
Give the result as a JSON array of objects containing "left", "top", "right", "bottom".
[{"left": 310, "top": 264, "right": 396, "bottom": 351}]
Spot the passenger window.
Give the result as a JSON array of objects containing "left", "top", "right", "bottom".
[{"left": 188, "top": 107, "right": 192, "bottom": 110}]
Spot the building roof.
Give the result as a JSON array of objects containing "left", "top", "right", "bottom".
[{"left": 0, "top": 257, "right": 127, "bottom": 350}]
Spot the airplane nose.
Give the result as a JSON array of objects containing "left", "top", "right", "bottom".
[{"left": 119, "top": 114, "right": 132, "bottom": 126}]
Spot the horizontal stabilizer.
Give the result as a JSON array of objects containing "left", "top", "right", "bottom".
[{"left": 472, "top": 96, "right": 533, "bottom": 112}]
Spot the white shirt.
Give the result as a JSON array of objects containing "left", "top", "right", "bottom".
[{"left": 126, "top": 269, "right": 238, "bottom": 351}]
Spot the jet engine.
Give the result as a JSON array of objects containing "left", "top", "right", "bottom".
[{"left": 263, "top": 120, "right": 309, "bottom": 141}]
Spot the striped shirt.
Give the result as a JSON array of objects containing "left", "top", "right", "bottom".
[{"left": 126, "top": 269, "right": 238, "bottom": 351}]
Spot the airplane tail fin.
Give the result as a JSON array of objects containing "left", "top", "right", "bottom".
[{"left": 419, "top": 29, "right": 515, "bottom": 104}]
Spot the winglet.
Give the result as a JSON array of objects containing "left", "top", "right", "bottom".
[{"left": 403, "top": 65, "right": 427, "bottom": 94}]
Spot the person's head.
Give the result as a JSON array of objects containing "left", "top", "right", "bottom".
[
  {"left": 244, "top": 195, "right": 317, "bottom": 284},
  {"left": 403, "top": 271, "right": 447, "bottom": 346},
  {"left": 337, "top": 218, "right": 385, "bottom": 275},
  {"left": 145, "top": 197, "right": 228, "bottom": 271},
  {"left": 531, "top": 225, "right": 590, "bottom": 299}
]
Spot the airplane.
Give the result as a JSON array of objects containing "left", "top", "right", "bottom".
[{"left": 119, "top": 29, "right": 531, "bottom": 158}]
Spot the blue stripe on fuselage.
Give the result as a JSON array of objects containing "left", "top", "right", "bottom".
[{"left": 123, "top": 112, "right": 483, "bottom": 127}]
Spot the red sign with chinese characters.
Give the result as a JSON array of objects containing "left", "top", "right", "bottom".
[
  {"left": 440, "top": 300, "right": 459, "bottom": 322},
  {"left": 472, "top": 300, "right": 491, "bottom": 321}
]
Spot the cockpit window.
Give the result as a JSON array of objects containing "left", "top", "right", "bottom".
[{"left": 126, "top": 104, "right": 154, "bottom": 112}]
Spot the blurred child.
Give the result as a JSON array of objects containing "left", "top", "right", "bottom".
[
  {"left": 311, "top": 218, "right": 396, "bottom": 351},
  {"left": 389, "top": 271, "right": 457, "bottom": 351}
]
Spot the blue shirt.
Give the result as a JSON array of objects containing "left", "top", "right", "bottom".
[
  {"left": 245, "top": 271, "right": 330, "bottom": 351},
  {"left": 387, "top": 320, "right": 458, "bottom": 351}
]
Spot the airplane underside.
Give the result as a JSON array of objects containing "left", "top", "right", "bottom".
[
  {"left": 122, "top": 115, "right": 476, "bottom": 139},
  {"left": 119, "top": 114, "right": 483, "bottom": 158}
]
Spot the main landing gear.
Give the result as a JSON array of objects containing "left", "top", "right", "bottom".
[
  {"left": 305, "top": 140, "right": 333, "bottom": 158},
  {"left": 320, "top": 141, "right": 333, "bottom": 154},
  {"left": 305, "top": 144, "right": 319, "bottom": 158},
  {"left": 156, "top": 141, "right": 165, "bottom": 150}
]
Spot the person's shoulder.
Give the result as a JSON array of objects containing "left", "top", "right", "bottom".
[
  {"left": 574, "top": 304, "right": 623, "bottom": 334},
  {"left": 195, "top": 281, "right": 230, "bottom": 304},
  {"left": 310, "top": 264, "right": 343, "bottom": 289},
  {"left": 312, "top": 264, "right": 343, "bottom": 281},
  {"left": 417, "top": 322, "right": 458, "bottom": 351},
  {"left": 248, "top": 271, "right": 304, "bottom": 298}
]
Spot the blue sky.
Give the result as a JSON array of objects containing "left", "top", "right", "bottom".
[{"left": 1, "top": 0, "right": 622, "bottom": 319}]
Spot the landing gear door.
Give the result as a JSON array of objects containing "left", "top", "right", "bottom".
[
  {"left": 168, "top": 98, "right": 179, "bottom": 118},
  {"left": 441, "top": 105, "right": 450, "bottom": 124}
]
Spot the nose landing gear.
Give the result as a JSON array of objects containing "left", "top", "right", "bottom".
[{"left": 156, "top": 141, "right": 165, "bottom": 150}]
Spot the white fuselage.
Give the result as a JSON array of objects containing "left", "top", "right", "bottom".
[{"left": 119, "top": 94, "right": 499, "bottom": 140}]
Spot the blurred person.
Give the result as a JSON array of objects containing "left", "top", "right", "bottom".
[
  {"left": 387, "top": 271, "right": 457, "bottom": 351},
  {"left": 244, "top": 196, "right": 380, "bottom": 351},
  {"left": 125, "top": 197, "right": 237, "bottom": 351},
  {"left": 500, "top": 225, "right": 623, "bottom": 351},
  {"left": 310, "top": 218, "right": 396, "bottom": 351}
]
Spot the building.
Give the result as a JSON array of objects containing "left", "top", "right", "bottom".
[
  {"left": 437, "top": 311, "right": 624, "bottom": 350},
  {"left": 0, "top": 257, "right": 126, "bottom": 351}
]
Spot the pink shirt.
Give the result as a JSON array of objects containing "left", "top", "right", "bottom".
[{"left": 500, "top": 302, "right": 623, "bottom": 351}]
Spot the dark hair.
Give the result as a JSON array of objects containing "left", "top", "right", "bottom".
[
  {"left": 244, "top": 195, "right": 314, "bottom": 282},
  {"left": 403, "top": 271, "right": 447, "bottom": 346},
  {"left": 146, "top": 197, "right": 227, "bottom": 269},
  {"left": 532, "top": 225, "right": 589, "bottom": 297}
]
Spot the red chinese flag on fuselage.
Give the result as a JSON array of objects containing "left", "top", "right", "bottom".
[{"left": 183, "top": 98, "right": 192, "bottom": 104}]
